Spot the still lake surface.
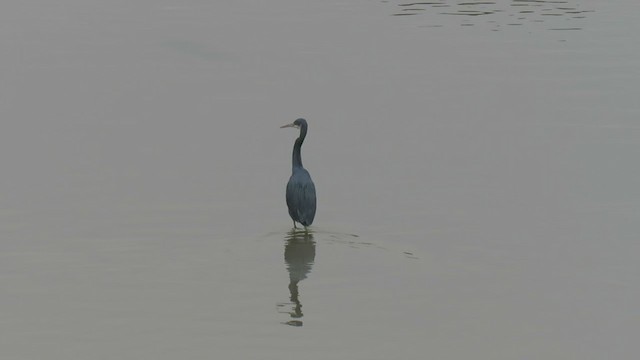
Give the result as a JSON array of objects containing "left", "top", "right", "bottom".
[{"left": 1, "top": 1, "right": 638, "bottom": 359}]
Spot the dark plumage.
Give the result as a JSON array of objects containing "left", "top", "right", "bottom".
[{"left": 281, "top": 118, "right": 316, "bottom": 229}]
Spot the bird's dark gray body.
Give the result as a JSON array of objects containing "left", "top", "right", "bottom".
[
  {"left": 281, "top": 118, "right": 316, "bottom": 229},
  {"left": 286, "top": 168, "right": 316, "bottom": 227}
]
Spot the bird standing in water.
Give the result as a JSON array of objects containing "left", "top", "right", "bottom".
[{"left": 281, "top": 118, "right": 316, "bottom": 230}]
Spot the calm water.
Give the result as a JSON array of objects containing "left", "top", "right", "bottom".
[{"left": 1, "top": 1, "right": 638, "bottom": 359}]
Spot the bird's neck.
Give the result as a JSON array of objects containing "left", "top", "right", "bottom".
[
  {"left": 292, "top": 138, "right": 303, "bottom": 169},
  {"left": 292, "top": 125, "right": 307, "bottom": 169}
]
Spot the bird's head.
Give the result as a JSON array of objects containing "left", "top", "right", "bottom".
[{"left": 280, "top": 118, "right": 307, "bottom": 130}]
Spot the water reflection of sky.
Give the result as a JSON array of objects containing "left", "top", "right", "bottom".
[{"left": 386, "top": 0, "right": 594, "bottom": 31}]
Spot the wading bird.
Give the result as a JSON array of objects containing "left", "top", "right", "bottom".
[{"left": 281, "top": 118, "right": 316, "bottom": 230}]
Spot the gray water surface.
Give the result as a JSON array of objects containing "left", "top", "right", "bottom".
[{"left": 1, "top": 1, "right": 638, "bottom": 359}]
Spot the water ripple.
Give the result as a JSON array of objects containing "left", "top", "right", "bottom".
[{"left": 388, "top": 0, "right": 594, "bottom": 32}]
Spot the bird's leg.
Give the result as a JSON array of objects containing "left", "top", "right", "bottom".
[{"left": 293, "top": 221, "right": 297, "bottom": 229}]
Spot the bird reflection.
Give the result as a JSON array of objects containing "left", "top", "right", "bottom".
[{"left": 278, "top": 229, "right": 315, "bottom": 327}]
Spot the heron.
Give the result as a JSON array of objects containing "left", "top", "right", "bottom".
[{"left": 281, "top": 118, "right": 316, "bottom": 230}]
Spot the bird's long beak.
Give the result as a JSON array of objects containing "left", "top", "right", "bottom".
[{"left": 280, "top": 122, "right": 298, "bottom": 129}]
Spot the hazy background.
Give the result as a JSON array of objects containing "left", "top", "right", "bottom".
[{"left": 1, "top": 1, "right": 638, "bottom": 359}]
